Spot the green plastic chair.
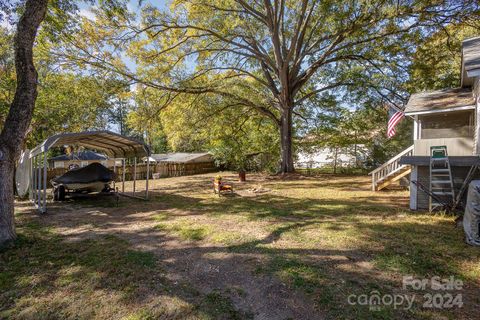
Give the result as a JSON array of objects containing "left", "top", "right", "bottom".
[{"left": 430, "top": 146, "right": 448, "bottom": 158}]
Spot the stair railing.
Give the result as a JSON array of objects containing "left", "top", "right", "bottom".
[{"left": 369, "top": 145, "right": 414, "bottom": 191}]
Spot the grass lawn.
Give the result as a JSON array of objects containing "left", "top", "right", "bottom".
[{"left": 1, "top": 173, "right": 479, "bottom": 319}]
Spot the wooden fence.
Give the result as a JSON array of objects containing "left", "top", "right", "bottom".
[{"left": 47, "top": 161, "right": 217, "bottom": 181}]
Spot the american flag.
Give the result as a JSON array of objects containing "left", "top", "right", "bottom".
[{"left": 387, "top": 109, "right": 404, "bottom": 138}]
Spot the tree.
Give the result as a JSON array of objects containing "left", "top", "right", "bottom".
[
  {"left": 44, "top": 1, "right": 480, "bottom": 173},
  {"left": 127, "top": 82, "right": 280, "bottom": 170},
  {"left": 408, "top": 23, "right": 480, "bottom": 91},
  {"left": 127, "top": 87, "right": 169, "bottom": 152},
  {"left": 0, "top": 27, "right": 131, "bottom": 147},
  {"left": 106, "top": 89, "right": 133, "bottom": 136},
  {"left": 0, "top": 0, "right": 48, "bottom": 246},
  {"left": 88, "top": 0, "right": 478, "bottom": 173},
  {"left": 29, "top": 73, "right": 124, "bottom": 146},
  {"left": 3, "top": 21, "right": 146, "bottom": 145}
]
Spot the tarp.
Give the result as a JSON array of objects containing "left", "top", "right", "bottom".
[
  {"left": 15, "top": 149, "right": 30, "bottom": 197},
  {"left": 52, "top": 163, "right": 115, "bottom": 185},
  {"left": 463, "top": 180, "right": 480, "bottom": 246}
]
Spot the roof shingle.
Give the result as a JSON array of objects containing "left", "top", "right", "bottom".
[{"left": 404, "top": 87, "right": 475, "bottom": 115}]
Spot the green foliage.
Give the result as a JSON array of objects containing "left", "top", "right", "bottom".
[
  {"left": 0, "top": 27, "right": 14, "bottom": 129},
  {"left": 127, "top": 87, "right": 169, "bottom": 153},
  {"left": 297, "top": 90, "right": 412, "bottom": 170},
  {"left": 3, "top": 1, "right": 479, "bottom": 168},
  {"left": 30, "top": 73, "right": 124, "bottom": 147},
  {"left": 408, "top": 24, "right": 480, "bottom": 91},
  {"left": 0, "top": 24, "right": 137, "bottom": 148},
  {"left": 126, "top": 83, "right": 280, "bottom": 171},
  {"left": 44, "top": 0, "right": 480, "bottom": 171}
]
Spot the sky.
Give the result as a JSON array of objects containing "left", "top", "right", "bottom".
[{"left": 79, "top": 0, "right": 169, "bottom": 18}]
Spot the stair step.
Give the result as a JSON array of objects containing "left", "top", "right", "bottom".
[
  {"left": 431, "top": 180, "right": 452, "bottom": 184},
  {"left": 431, "top": 169, "right": 450, "bottom": 173},
  {"left": 432, "top": 191, "right": 453, "bottom": 195}
]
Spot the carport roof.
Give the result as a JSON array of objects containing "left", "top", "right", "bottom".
[{"left": 30, "top": 131, "right": 150, "bottom": 158}]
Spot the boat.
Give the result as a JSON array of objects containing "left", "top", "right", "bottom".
[{"left": 51, "top": 163, "right": 116, "bottom": 200}]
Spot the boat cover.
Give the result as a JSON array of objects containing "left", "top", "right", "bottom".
[
  {"left": 52, "top": 163, "right": 115, "bottom": 185},
  {"left": 464, "top": 180, "right": 480, "bottom": 246}
]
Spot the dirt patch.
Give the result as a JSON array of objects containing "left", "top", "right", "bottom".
[{"left": 38, "top": 185, "right": 323, "bottom": 319}]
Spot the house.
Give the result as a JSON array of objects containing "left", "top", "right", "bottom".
[
  {"left": 49, "top": 150, "right": 118, "bottom": 169},
  {"left": 149, "top": 152, "right": 214, "bottom": 164},
  {"left": 146, "top": 152, "right": 216, "bottom": 177},
  {"left": 296, "top": 146, "right": 368, "bottom": 169},
  {"left": 371, "top": 36, "right": 480, "bottom": 210}
]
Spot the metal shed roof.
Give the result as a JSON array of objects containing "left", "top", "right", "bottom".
[
  {"left": 462, "top": 36, "right": 480, "bottom": 87},
  {"left": 404, "top": 87, "right": 475, "bottom": 115},
  {"left": 30, "top": 131, "right": 150, "bottom": 158}
]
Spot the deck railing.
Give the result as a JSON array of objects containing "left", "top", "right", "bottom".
[{"left": 369, "top": 145, "right": 414, "bottom": 191}]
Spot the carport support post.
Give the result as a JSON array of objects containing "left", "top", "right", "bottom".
[
  {"left": 133, "top": 157, "right": 137, "bottom": 196},
  {"left": 29, "top": 154, "right": 33, "bottom": 201},
  {"left": 30, "top": 157, "right": 36, "bottom": 203},
  {"left": 113, "top": 159, "right": 116, "bottom": 190},
  {"left": 43, "top": 152, "right": 47, "bottom": 213},
  {"left": 35, "top": 156, "right": 39, "bottom": 206},
  {"left": 122, "top": 158, "right": 125, "bottom": 192},
  {"left": 37, "top": 155, "right": 41, "bottom": 209},
  {"left": 32, "top": 156, "right": 36, "bottom": 204},
  {"left": 33, "top": 155, "right": 37, "bottom": 206},
  {"left": 145, "top": 156, "right": 150, "bottom": 199}
]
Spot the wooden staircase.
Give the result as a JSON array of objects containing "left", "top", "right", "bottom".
[{"left": 369, "top": 145, "right": 414, "bottom": 191}]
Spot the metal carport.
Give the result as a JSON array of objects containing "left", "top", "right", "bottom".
[{"left": 29, "top": 131, "right": 151, "bottom": 213}]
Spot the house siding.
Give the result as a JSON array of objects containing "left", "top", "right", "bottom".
[
  {"left": 475, "top": 78, "right": 480, "bottom": 154},
  {"left": 413, "top": 137, "right": 474, "bottom": 156}
]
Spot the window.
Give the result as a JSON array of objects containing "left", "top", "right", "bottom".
[{"left": 420, "top": 110, "right": 474, "bottom": 139}]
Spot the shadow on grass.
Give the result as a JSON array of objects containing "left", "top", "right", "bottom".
[
  {"left": 6, "top": 175, "right": 480, "bottom": 320},
  {"left": 0, "top": 220, "right": 252, "bottom": 320}
]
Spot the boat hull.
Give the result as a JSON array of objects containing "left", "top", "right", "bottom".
[{"left": 62, "top": 181, "right": 110, "bottom": 192}]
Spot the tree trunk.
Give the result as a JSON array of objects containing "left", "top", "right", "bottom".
[
  {"left": 0, "top": 0, "right": 48, "bottom": 247},
  {"left": 279, "top": 108, "right": 294, "bottom": 173},
  {"left": 0, "top": 159, "right": 16, "bottom": 245}
]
